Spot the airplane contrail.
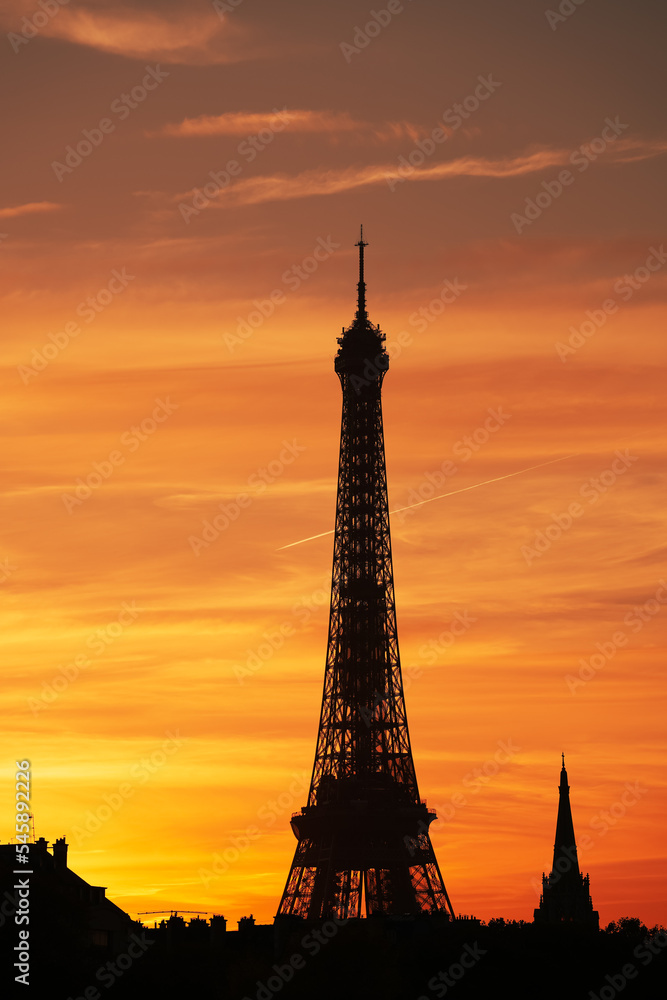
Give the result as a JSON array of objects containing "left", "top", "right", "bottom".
[{"left": 277, "top": 454, "right": 577, "bottom": 551}]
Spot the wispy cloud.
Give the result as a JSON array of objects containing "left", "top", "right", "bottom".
[
  {"left": 0, "top": 201, "right": 62, "bottom": 219},
  {"left": 189, "top": 137, "right": 667, "bottom": 209},
  {"left": 610, "top": 137, "right": 667, "bottom": 163},
  {"left": 152, "top": 109, "right": 421, "bottom": 142},
  {"left": 1, "top": 2, "right": 244, "bottom": 64}
]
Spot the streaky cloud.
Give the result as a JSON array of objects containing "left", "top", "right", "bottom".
[
  {"left": 0, "top": 201, "right": 62, "bottom": 219},
  {"left": 204, "top": 137, "right": 667, "bottom": 208},
  {"left": 152, "top": 109, "right": 421, "bottom": 141},
  {"left": 2, "top": 1, "right": 245, "bottom": 64}
]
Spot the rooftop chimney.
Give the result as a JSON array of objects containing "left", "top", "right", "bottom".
[{"left": 53, "top": 837, "right": 68, "bottom": 869}]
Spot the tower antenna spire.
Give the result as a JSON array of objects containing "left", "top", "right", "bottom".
[{"left": 355, "top": 224, "right": 368, "bottom": 323}]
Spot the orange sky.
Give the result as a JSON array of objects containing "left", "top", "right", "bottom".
[{"left": 1, "top": 0, "right": 665, "bottom": 929}]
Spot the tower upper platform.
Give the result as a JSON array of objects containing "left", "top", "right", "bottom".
[{"left": 335, "top": 226, "right": 388, "bottom": 379}]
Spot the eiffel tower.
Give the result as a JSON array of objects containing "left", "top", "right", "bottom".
[{"left": 277, "top": 229, "right": 455, "bottom": 921}]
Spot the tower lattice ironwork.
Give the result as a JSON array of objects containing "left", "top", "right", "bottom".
[{"left": 277, "top": 229, "right": 455, "bottom": 921}]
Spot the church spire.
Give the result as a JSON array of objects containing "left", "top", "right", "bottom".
[
  {"left": 552, "top": 755, "right": 579, "bottom": 877},
  {"left": 533, "top": 757, "right": 599, "bottom": 929}
]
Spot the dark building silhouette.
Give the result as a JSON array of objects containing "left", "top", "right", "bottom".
[
  {"left": 533, "top": 757, "right": 599, "bottom": 929},
  {"left": 277, "top": 230, "right": 454, "bottom": 921},
  {"left": 0, "top": 836, "right": 134, "bottom": 951}
]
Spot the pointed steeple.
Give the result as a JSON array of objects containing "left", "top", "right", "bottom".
[
  {"left": 533, "top": 757, "right": 599, "bottom": 929},
  {"left": 552, "top": 754, "right": 580, "bottom": 877}
]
